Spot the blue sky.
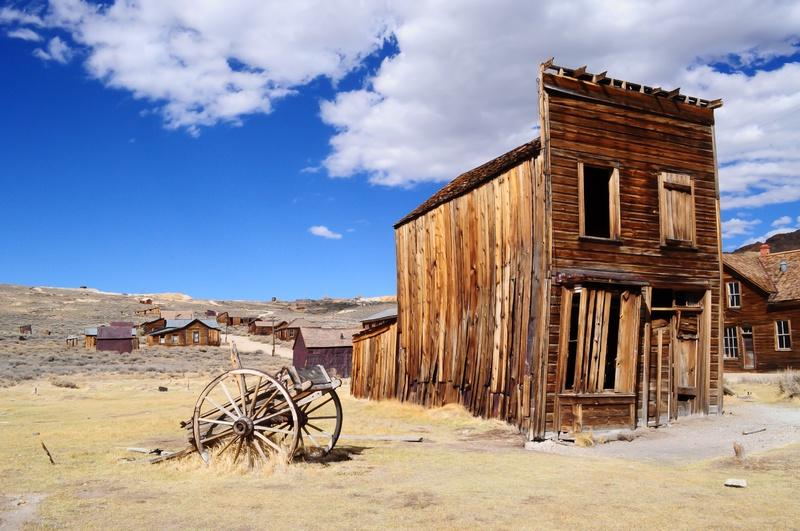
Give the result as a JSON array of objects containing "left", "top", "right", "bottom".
[{"left": 0, "top": 2, "right": 798, "bottom": 300}]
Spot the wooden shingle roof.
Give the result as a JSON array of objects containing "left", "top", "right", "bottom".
[
  {"left": 394, "top": 139, "right": 541, "bottom": 228},
  {"left": 723, "top": 250, "right": 800, "bottom": 303}
]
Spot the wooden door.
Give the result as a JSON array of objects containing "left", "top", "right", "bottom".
[
  {"left": 741, "top": 327, "right": 756, "bottom": 370},
  {"left": 650, "top": 319, "right": 671, "bottom": 425}
]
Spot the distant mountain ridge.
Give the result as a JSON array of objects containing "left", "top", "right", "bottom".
[{"left": 734, "top": 228, "right": 800, "bottom": 253}]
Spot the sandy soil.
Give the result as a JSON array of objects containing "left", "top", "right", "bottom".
[
  {"left": 225, "top": 334, "right": 293, "bottom": 359},
  {"left": 528, "top": 398, "right": 800, "bottom": 463}
]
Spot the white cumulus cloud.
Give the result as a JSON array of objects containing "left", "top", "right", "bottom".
[
  {"left": 7, "top": 28, "right": 42, "bottom": 41},
  {"left": 308, "top": 225, "right": 343, "bottom": 240},
  {"left": 772, "top": 215, "right": 793, "bottom": 227},
  {"left": 721, "top": 217, "right": 761, "bottom": 238},
  {"left": 33, "top": 36, "right": 72, "bottom": 63}
]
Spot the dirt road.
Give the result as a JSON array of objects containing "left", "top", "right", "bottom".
[{"left": 224, "top": 334, "right": 293, "bottom": 359}]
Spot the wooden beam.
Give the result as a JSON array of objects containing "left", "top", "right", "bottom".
[
  {"left": 665, "top": 87, "right": 681, "bottom": 99},
  {"left": 572, "top": 65, "right": 587, "bottom": 78},
  {"left": 592, "top": 71, "right": 607, "bottom": 83}
]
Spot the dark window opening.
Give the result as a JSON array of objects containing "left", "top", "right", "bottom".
[
  {"left": 564, "top": 292, "right": 582, "bottom": 390},
  {"left": 652, "top": 289, "right": 673, "bottom": 308},
  {"left": 583, "top": 165, "right": 613, "bottom": 238},
  {"left": 603, "top": 294, "right": 622, "bottom": 390}
]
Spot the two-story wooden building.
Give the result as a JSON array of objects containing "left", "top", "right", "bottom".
[
  {"left": 353, "top": 60, "right": 725, "bottom": 440},
  {"left": 722, "top": 247, "right": 799, "bottom": 371}
]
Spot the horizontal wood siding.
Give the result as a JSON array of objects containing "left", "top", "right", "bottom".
[
  {"left": 543, "top": 72, "right": 723, "bottom": 423},
  {"left": 723, "top": 269, "right": 800, "bottom": 371},
  {"left": 395, "top": 158, "right": 539, "bottom": 429}
]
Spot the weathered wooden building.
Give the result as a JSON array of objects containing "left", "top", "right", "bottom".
[
  {"left": 293, "top": 327, "right": 359, "bottom": 377},
  {"left": 84, "top": 327, "right": 97, "bottom": 348},
  {"left": 352, "top": 316, "right": 398, "bottom": 399},
  {"left": 274, "top": 318, "right": 314, "bottom": 341},
  {"left": 353, "top": 61, "right": 725, "bottom": 440},
  {"left": 66, "top": 335, "right": 80, "bottom": 348},
  {"left": 248, "top": 319, "right": 287, "bottom": 335},
  {"left": 135, "top": 306, "right": 161, "bottom": 317},
  {"left": 722, "top": 247, "right": 799, "bottom": 371},
  {"left": 96, "top": 326, "right": 139, "bottom": 353},
  {"left": 146, "top": 319, "right": 221, "bottom": 347},
  {"left": 216, "top": 312, "right": 258, "bottom": 327},
  {"left": 360, "top": 307, "right": 398, "bottom": 330}
]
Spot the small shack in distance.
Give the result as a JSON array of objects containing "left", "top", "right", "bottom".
[
  {"left": 96, "top": 326, "right": 139, "bottom": 353},
  {"left": 293, "top": 327, "right": 359, "bottom": 378},
  {"left": 359, "top": 307, "right": 398, "bottom": 330},
  {"left": 249, "top": 319, "right": 287, "bottom": 336}
]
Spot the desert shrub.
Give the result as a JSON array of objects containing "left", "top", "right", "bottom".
[
  {"left": 777, "top": 370, "right": 800, "bottom": 398},
  {"left": 50, "top": 377, "right": 79, "bottom": 389}
]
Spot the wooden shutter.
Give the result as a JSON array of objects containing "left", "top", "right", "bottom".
[
  {"left": 658, "top": 172, "right": 695, "bottom": 245},
  {"left": 614, "top": 290, "right": 641, "bottom": 393}
]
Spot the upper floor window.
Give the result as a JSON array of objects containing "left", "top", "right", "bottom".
[
  {"left": 723, "top": 327, "right": 739, "bottom": 359},
  {"left": 658, "top": 172, "right": 696, "bottom": 246},
  {"left": 726, "top": 281, "right": 741, "bottom": 308},
  {"left": 775, "top": 320, "right": 792, "bottom": 350},
  {"left": 578, "top": 162, "right": 620, "bottom": 240}
]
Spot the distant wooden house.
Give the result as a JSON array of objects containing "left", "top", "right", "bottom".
[
  {"left": 138, "top": 298, "right": 153, "bottom": 305},
  {"left": 274, "top": 318, "right": 314, "bottom": 341},
  {"left": 249, "top": 319, "right": 287, "bottom": 336},
  {"left": 352, "top": 60, "right": 725, "bottom": 440},
  {"left": 110, "top": 321, "right": 135, "bottom": 328},
  {"left": 19, "top": 325, "right": 32, "bottom": 335},
  {"left": 160, "top": 310, "right": 194, "bottom": 320},
  {"left": 66, "top": 335, "right": 80, "bottom": 348},
  {"left": 205, "top": 309, "right": 218, "bottom": 317},
  {"left": 360, "top": 307, "right": 398, "bottom": 330},
  {"left": 140, "top": 318, "right": 167, "bottom": 334},
  {"left": 146, "top": 319, "right": 221, "bottom": 347},
  {"left": 135, "top": 306, "right": 161, "bottom": 317},
  {"left": 97, "top": 326, "right": 139, "bottom": 353},
  {"left": 722, "top": 246, "right": 800, "bottom": 371},
  {"left": 293, "top": 327, "right": 359, "bottom": 377},
  {"left": 217, "top": 312, "right": 258, "bottom": 327}
]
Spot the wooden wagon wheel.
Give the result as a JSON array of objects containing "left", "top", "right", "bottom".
[
  {"left": 297, "top": 389, "right": 343, "bottom": 459},
  {"left": 192, "top": 368, "right": 300, "bottom": 467}
]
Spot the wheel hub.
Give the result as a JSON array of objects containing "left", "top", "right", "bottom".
[{"left": 233, "top": 417, "right": 254, "bottom": 436}]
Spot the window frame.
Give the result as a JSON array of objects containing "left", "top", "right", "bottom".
[
  {"left": 172, "top": 334, "right": 179, "bottom": 344},
  {"left": 658, "top": 172, "right": 696, "bottom": 247},
  {"left": 159, "top": 336, "right": 165, "bottom": 345},
  {"left": 723, "top": 326, "right": 739, "bottom": 359},
  {"left": 775, "top": 320, "right": 792, "bottom": 351},
  {"left": 193, "top": 330, "right": 200, "bottom": 344},
  {"left": 726, "top": 281, "right": 742, "bottom": 309},
  {"left": 577, "top": 161, "right": 621, "bottom": 242}
]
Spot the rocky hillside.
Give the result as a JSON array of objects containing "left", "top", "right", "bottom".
[{"left": 734, "top": 228, "right": 800, "bottom": 253}]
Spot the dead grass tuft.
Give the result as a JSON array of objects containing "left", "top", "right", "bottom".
[
  {"left": 573, "top": 431, "right": 595, "bottom": 447},
  {"left": 49, "top": 377, "right": 79, "bottom": 389},
  {"left": 777, "top": 370, "right": 800, "bottom": 398}
]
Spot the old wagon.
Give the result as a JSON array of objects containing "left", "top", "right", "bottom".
[{"left": 165, "top": 344, "right": 344, "bottom": 467}]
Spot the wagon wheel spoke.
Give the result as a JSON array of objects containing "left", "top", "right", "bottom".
[
  {"left": 198, "top": 417, "right": 233, "bottom": 427},
  {"left": 220, "top": 381, "right": 243, "bottom": 417},
  {"left": 302, "top": 426, "right": 322, "bottom": 447},
  {"left": 251, "top": 437, "right": 270, "bottom": 464},
  {"left": 304, "top": 396, "right": 333, "bottom": 416},
  {"left": 248, "top": 377, "right": 262, "bottom": 417},
  {"left": 305, "top": 422, "right": 329, "bottom": 435},
  {"left": 254, "top": 431, "right": 282, "bottom": 453},
  {"left": 254, "top": 425, "right": 295, "bottom": 435},
  {"left": 298, "top": 390, "right": 342, "bottom": 459},
  {"left": 216, "top": 434, "right": 240, "bottom": 457},
  {"left": 204, "top": 395, "right": 238, "bottom": 421},
  {"left": 232, "top": 436, "right": 244, "bottom": 464}
]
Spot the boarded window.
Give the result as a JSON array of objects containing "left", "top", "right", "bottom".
[
  {"left": 726, "top": 281, "right": 741, "bottom": 308},
  {"left": 578, "top": 163, "right": 620, "bottom": 240},
  {"left": 560, "top": 287, "right": 640, "bottom": 394},
  {"left": 723, "top": 326, "right": 739, "bottom": 359},
  {"left": 775, "top": 320, "right": 792, "bottom": 350},
  {"left": 658, "top": 172, "right": 695, "bottom": 246}
]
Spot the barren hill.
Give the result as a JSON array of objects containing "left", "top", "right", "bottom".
[{"left": 734, "top": 228, "right": 800, "bottom": 253}]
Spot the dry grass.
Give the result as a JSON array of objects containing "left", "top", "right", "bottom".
[
  {"left": 0, "top": 375, "right": 799, "bottom": 529},
  {"left": 777, "top": 370, "right": 800, "bottom": 398}
]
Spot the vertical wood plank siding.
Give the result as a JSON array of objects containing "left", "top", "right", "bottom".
[
  {"left": 351, "top": 322, "right": 399, "bottom": 399},
  {"left": 394, "top": 158, "right": 540, "bottom": 429}
]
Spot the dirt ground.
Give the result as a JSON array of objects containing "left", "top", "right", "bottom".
[
  {"left": 1, "top": 284, "right": 799, "bottom": 529},
  {"left": 0, "top": 374, "right": 798, "bottom": 530}
]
